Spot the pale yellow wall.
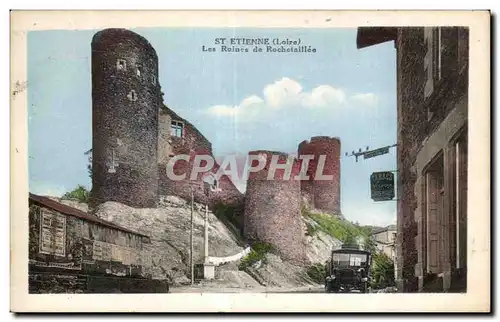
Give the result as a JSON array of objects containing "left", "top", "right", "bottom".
[{"left": 158, "top": 108, "right": 172, "bottom": 165}]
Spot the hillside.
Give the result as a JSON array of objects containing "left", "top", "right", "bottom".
[
  {"left": 53, "top": 193, "right": 375, "bottom": 289},
  {"left": 301, "top": 206, "right": 376, "bottom": 252}
]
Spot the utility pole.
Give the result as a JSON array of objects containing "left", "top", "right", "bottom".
[
  {"left": 204, "top": 203, "right": 209, "bottom": 263},
  {"left": 201, "top": 173, "right": 220, "bottom": 281},
  {"left": 190, "top": 187, "right": 194, "bottom": 285},
  {"left": 202, "top": 173, "right": 219, "bottom": 264}
]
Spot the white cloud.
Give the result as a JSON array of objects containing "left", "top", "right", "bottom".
[
  {"left": 302, "top": 85, "right": 346, "bottom": 108},
  {"left": 263, "top": 77, "right": 304, "bottom": 108},
  {"left": 206, "top": 77, "right": 348, "bottom": 119},
  {"left": 240, "top": 95, "right": 264, "bottom": 108},
  {"left": 208, "top": 105, "right": 238, "bottom": 116},
  {"left": 350, "top": 93, "right": 378, "bottom": 106},
  {"left": 199, "top": 77, "right": 384, "bottom": 162}
]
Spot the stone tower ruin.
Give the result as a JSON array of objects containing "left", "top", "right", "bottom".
[
  {"left": 91, "top": 28, "right": 161, "bottom": 208},
  {"left": 243, "top": 150, "right": 305, "bottom": 263},
  {"left": 298, "top": 136, "right": 341, "bottom": 215}
]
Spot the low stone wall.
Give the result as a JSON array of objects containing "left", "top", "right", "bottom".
[{"left": 29, "top": 271, "right": 169, "bottom": 294}]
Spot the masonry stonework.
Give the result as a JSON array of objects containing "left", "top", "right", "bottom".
[
  {"left": 357, "top": 26, "right": 469, "bottom": 292},
  {"left": 91, "top": 28, "right": 160, "bottom": 208},
  {"left": 158, "top": 105, "right": 244, "bottom": 208},
  {"left": 27, "top": 193, "right": 171, "bottom": 293},
  {"left": 298, "top": 136, "right": 341, "bottom": 215},
  {"left": 243, "top": 151, "right": 305, "bottom": 264},
  {"left": 91, "top": 28, "right": 243, "bottom": 222}
]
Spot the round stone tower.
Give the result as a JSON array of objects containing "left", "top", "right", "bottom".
[
  {"left": 298, "top": 136, "right": 341, "bottom": 215},
  {"left": 243, "top": 150, "right": 305, "bottom": 264},
  {"left": 91, "top": 28, "right": 160, "bottom": 208}
]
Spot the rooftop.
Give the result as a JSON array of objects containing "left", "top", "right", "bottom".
[
  {"left": 371, "top": 224, "right": 397, "bottom": 235},
  {"left": 356, "top": 27, "right": 398, "bottom": 49},
  {"left": 29, "top": 193, "right": 149, "bottom": 238}
]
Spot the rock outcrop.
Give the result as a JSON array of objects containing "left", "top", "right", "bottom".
[
  {"left": 89, "top": 194, "right": 343, "bottom": 288},
  {"left": 94, "top": 195, "right": 244, "bottom": 285},
  {"left": 303, "top": 216, "right": 342, "bottom": 264},
  {"left": 245, "top": 254, "right": 316, "bottom": 288},
  {"left": 48, "top": 197, "right": 89, "bottom": 213}
]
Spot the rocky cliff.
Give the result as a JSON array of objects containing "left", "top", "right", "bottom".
[
  {"left": 94, "top": 195, "right": 244, "bottom": 285},
  {"left": 54, "top": 194, "right": 342, "bottom": 288}
]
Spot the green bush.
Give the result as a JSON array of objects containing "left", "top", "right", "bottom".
[
  {"left": 306, "top": 263, "right": 326, "bottom": 284},
  {"left": 251, "top": 241, "right": 275, "bottom": 254},
  {"left": 213, "top": 203, "right": 242, "bottom": 231},
  {"left": 238, "top": 241, "right": 275, "bottom": 271},
  {"left": 371, "top": 252, "right": 395, "bottom": 289},
  {"left": 63, "top": 185, "right": 90, "bottom": 204}
]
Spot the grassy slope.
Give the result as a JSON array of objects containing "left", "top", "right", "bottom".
[
  {"left": 302, "top": 206, "right": 380, "bottom": 283},
  {"left": 301, "top": 207, "right": 376, "bottom": 251}
]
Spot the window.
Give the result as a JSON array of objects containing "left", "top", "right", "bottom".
[
  {"left": 171, "top": 120, "right": 184, "bottom": 138},
  {"left": 107, "top": 149, "right": 119, "bottom": 174},
  {"left": 152, "top": 74, "right": 157, "bottom": 85},
  {"left": 332, "top": 253, "right": 350, "bottom": 267},
  {"left": 424, "top": 27, "right": 461, "bottom": 108},
  {"left": 332, "top": 253, "right": 367, "bottom": 267},
  {"left": 350, "top": 254, "right": 366, "bottom": 266},
  {"left": 117, "top": 59, "right": 127, "bottom": 71},
  {"left": 424, "top": 27, "right": 443, "bottom": 99},
  {"left": 434, "top": 28, "right": 443, "bottom": 81},
  {"left": 39, "top": 211, "right": 66, "bottom": 256},
  {"left": 127, "top": 90, "right": 137, "bottom": 101}
]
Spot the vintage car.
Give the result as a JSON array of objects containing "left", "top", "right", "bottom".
[{"left": 324, "top": 244, "right": 372, "bottom": 293}]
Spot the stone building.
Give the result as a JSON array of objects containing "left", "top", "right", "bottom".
[
  {"left": 357, "top": 27, "right": 468, "bottom": 292},
  {"left": 28, "top": 193, "right": 169, "bottom": 293},
  {"left": 243, "top": 150, "right": 306, "bottom": 263},
  {"left": 298, "top": 136, "right": 341, "bottom": 216},
  {"left": 158, "top": 104, "right": 244, "bottom": 208},
  {"left": 90, "top": 28, "right": 243, "bottom": 213},
  {"left": 371, "top": 224, "right": 397, "bottom": 261},
  {"left": 91, "top": 28, "right": 161, "bottom": 209}
]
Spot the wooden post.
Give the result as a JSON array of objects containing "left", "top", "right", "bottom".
[{"left": 204, "top": 204, "right": 209, "bottom": 263}]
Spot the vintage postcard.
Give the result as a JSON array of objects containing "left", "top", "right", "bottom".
[{"left": 10, "top": 10, "right": 490, "bottom": 312}]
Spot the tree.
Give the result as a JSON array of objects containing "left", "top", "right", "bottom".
[
  {"left": 63, "top": 185, "right": 90, "bottom": 203},
  {"left": 371, "top": 251, "right": 395, "bottom": 289}
]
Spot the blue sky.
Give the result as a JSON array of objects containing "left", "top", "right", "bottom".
[{"left": 28, "top": 27, "right": 397, "bottom": 226}]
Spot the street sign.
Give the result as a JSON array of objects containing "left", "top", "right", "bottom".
[
  {"left": 370, "top": 171, "right": 395, "bottom": 201},
  {"left": 364, "top": 147, "right": 390, "bottom": 159}
]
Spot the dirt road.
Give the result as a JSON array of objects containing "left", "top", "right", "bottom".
[{"left": 169, "top": 285, "right": 325, "bottom": 293}]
